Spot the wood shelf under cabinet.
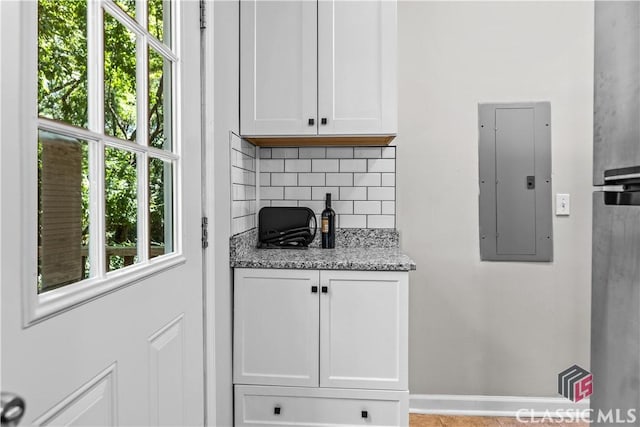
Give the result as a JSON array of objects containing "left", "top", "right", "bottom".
[{"left": 243, "top": 135, "right": 396, "bottom": 147}]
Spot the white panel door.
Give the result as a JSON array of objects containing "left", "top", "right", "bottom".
[
  {"left": 320, "top": 271, "right": 408, "bottom": 390},
  {"left": 240, "top": 0, "right": 317, "bottom": 136},
  {"left": 317, "top": 0, "right": 397, "bottom": 135},
  {"left": 1, "top": 1, "right": 205, "bottom": 426},
  {"left": 234, "top": 269, "right": 320, "bottom": 387}
]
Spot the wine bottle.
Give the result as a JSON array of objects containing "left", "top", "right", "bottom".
[{"left": 321, "top": 193, "right": 335, "bottom": 249}]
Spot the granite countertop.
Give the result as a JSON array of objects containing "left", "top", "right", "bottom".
[{"left": 230, "top": 229, "right": 416, "bottom": 272}]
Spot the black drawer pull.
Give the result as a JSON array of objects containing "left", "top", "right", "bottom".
[
  {"left": 308, "top": 118, "right": 315, "bottom": 126},
  {"left": 311, "top": 285, "right": 318, "bottom": 293},
  {"left": 321, "top": 286, "right": 328, "bottom": 293},
  {"left": 361, "top": 410, "right": 368, "bottom": 419},
  {"left": 321, "top": 118, "right": 328, "bottom": 125},
  {"left": 274, "top": 406, "right": 281, "bottom": 415}
]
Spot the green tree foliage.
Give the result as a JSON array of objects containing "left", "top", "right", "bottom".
[{"left": 38, "top": 0, "right": 172, "bottom": 272}]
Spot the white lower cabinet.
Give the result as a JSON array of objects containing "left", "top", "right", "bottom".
[
  {"left": 235, "top": 385, "right": 408, "bottom": 427},
  {"left": 233, "top": 268, "right": 409, "bottom": 426}
]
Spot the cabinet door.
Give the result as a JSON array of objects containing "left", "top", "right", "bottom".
[
  {"left": 234, "top": 269, "right": 320, "bottom": 387},
  {"left": 318, "top": 0, "right": 397, "bottom": 135},
  {"left": 320, "top": 271, "right": 408, "bottom": 390},
  {"left": 240, "top": 0, "right": 317, "bottom": 136}
]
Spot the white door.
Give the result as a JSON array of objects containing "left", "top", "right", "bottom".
[
  {"left": 233, "top": 269, "right": 319, "bottom": 387},
  {"left": 319, "top": 271, "right": 408, "bottom": 390},
  {"left": 1, "top": 1, "right": 205, "bottom": 426},
  {"left": 240, "top": 0, "right": 317, "bottom": 136},
  {"left": 317, "top": 0, "right": 397, "bottom": 135}
]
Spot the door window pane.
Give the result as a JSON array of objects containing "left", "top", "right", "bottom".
[
  {"left": 148, "top": 48, "right": 172, "bottom": 150},
  {"left": 104, "top": 12, "right": 137, "bottom": 142},
  {"left": 105, "top": 147, "right": 139, "bottom": 271},
  {"left": 148, "top": 0, "right": 171, "bottom": 45},
  {"left": 113, "top": 0, "right": 136, "bottom": 19},
  {"left": 149, "top": 158, "right": 173, "bottom": 258},
  {"left": 38, "top": 130, "right": 90, "bottom": 293},
  {"left": 38, "top": 0, "right": 88, "bottom": 128}
]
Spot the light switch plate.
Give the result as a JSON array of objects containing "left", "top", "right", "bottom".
[{"left": 556, "top": 194, "right": 570, "bottom": 216}]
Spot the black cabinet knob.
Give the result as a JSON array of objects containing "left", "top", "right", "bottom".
[
  {"left": 274, "top": 406, "right": 281, "bottom": 415},
  {"left": 321, "top": 118, "right": 327, "bottom": 125},
  {"left": 321, "top": 286, "right": 328, "bottom": 293},
  {"left": 361, "top": 410, "right": 368, "bottom": 419},
  {"left": 308, "top": 118, "right": 315, "bottom": 126},
  {"left": 311, "top": 285, "right": 318, "bottom": 293}
]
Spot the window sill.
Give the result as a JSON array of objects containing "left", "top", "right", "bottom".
[{"left": 26, "top": 253, "right": 186, "bottom": 326}]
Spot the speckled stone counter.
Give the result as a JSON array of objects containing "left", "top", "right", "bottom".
[{"left": 230, "top": 229, "right": 416, "bottom": 271}]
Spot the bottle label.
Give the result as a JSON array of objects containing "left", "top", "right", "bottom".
[{"left": 322, "top": 218, "right": 329, "bottom": 233}]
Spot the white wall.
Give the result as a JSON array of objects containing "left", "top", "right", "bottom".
[
  {"left": 396, "top": 1, "right": 594, "bottom": 396},
  {"left": 210, "top": 1, "right": 239, "bottom": 425}
]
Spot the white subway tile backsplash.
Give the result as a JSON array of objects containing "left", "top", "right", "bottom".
[
  {"left": 285, "top": 159, "right": 312, "bottom": 173},
  {"left": 259, "top": 200, "right": 271, "bottom": 210},
  {"left": 367, "top": 158, "right": 395, "bottom": 173},
  {"left": 246, "top": 186, "right": 256, "bottom": 200},
  {"left": 271, "top": 173, "right": 298, "bottom": 186},
  {"left": 340, "top": 215, "right": 367, "bottom": 228},
  {"left": 301, "top": 201, "right": 325, "bottom": 214},
  {"left": 354, "top": 147, "right": 382, "bottom": 158},
  {"left": 232, "top": 200, "right": 254, "bottom": 218},
  {"left": 333, "top": 200, "right": 354, "bottom": 215},
  {"left": 272, "top": 147, "right": 299, "bottom": 159},
  {"left": 382, "top": 147, "right": 396, "bottom": 158},
  {"left": 326, "top": 173, "right": 353, "bottom": 186},
  {"left": 367, "top": 215, "right": 395, "bottom": 229},
  {"left": 340, "top": 159, "right": 367, "bottom": 173},
  {"left": 261, "top": 186, "right": 284, "bottom": 200},
  {"left": 381, "top": 173, "right": 395, "bottom": 187},
  {"left": 381, "top": 201, "right": 395, "bottom": 215},
  {"left": 271, "top": 200, "right": 297, "bottom": 207},
  {"left": 340, "top": 187, "right": 367, "bottom": 201},
  {"left": 312, "top": 159, "right": 339, "bottom": 172},
  {"left": 312, "top": 187, "right": 339, "bottom": 201},
  {"left": 354, "top": 201, "right": 381, "bottom": 215},
  {"left": 259, "top": 148, "right": 272, "bottom": 159},
  {"left": 231, "top": 168, "right": 255, "bottom": 185},
  {"left": 261, "top": 159, "right": 284, "bottom": 172},
  {"left": 240, "top": 139, "right": 256, "bottom": 157},
  {"left": 232, "top": 184, "right": 246, "bottom": 201},
  {"left": 230, "top": 136, "right": 258, "bottom": 235},
  {"left": 354, "top": 173, "right": 381, "bottom": 187},
  {"left": 326, "top": 147, "right": 354, "bottom": 158},
  {"left": 285, "top": 186, "right": 312, "bottom": 200},
  {"left": 299, "top": 147, "right": 326, "bottom": 159},
  {"left": 368, "top": 187, "right": 395, "bottom": 201},
  {"left": 254, "top": 145, "right": 396, "bottom": 231},
  {"left": 232, "top": 215, "right": 256, "bottom": 236},
  {"left": 298, "top": 173, "right": 326, "bottom": 186}
]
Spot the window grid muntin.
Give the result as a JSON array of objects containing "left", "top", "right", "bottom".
[{"left": 36, "top": 0, "right": 179, "bottom": 293}]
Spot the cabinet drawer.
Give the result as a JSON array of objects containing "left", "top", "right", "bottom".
[{"left": 235, "top": 385, "right": 408, "bottom": 426}]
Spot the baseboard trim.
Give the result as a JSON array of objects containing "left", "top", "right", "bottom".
[{"left": 410, "top": 394, "right": 589, "bottom": 417}]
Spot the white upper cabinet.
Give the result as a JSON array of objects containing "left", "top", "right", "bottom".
[
  {"left": 240, "top": 0, "right": 318, "bottom": 136},
  {"left": 240, "top": 0, "right": 397, "bottom": 137},
  {"left": 317, "top": 0, "right": 397, "bottom": 135}
]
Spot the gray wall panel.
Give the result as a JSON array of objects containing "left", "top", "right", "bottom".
[{"left": 479, "top": 102, "right": 552, "bottom": 262}]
